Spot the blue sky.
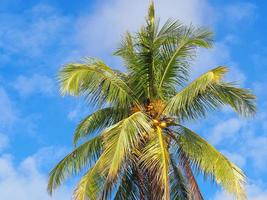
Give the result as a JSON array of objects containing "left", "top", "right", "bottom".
[{"left": 0, "top": 0, "right": 266, "bottom": 199}]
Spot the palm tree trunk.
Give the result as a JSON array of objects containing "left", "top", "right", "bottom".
[
  {"left": 180, "top": 154, "right": 203, "bottom": 200},
  {"left": 136, "top": 167, "right": 146, "bottom": 200}
]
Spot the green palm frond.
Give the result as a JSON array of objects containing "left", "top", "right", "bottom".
[
  {"left": 58, "top": 59, "right": 140, "bottom": 107},
  {"left": 132, "top": 1, "right": 159, "bottom": 99},
  {"left": 141, "top": 127, "right": 170, "bottom": 200},
  {"left": 101, "top": 111, "right": 152, "bottom": 198},
  {"left": 114, "top": 167, "right": 139, "bottom": 200},
  {"left": 167, "top": 130, "right": 203, "bottom": 200},
  {"left": 73, "top": 107, "right": 128, "bottom": 146},
  {"left": 158, "top": 26, "right": 213, "bottom": 98},
  {"left": 73, "top": 162, "right": 105, "bottom": 200},
  {"left": 173, "top": 125, "right": 246, "bottom": 200},
  {"left": 73, "top": 174, "right": 89, "bottom": 200},
  {"left": 48, "top": 136, "right": 103, "bottom": 195},
  {"left": 148, "top": 1, "right": 155, "bottom": 24},
  {"left": 169, "top": 156, "right": 189, "bottom": 200},
  {"left": 164, "top": 67, "right": 255, "bottom": 121},
  {"left": 114, "top": 32, "right": 138, "bottom": 72},
  {"left": 156, "top": 19, "right": 182, "bottom": 40},
  {"left": 74, "top": 111, "right": 152, "bottom": 199},
  {"left": 164, "top": 66, "right": 228, "bottom": 118},
  {"left": 212, "top": 83, "right": 256, "bottom": 117}
]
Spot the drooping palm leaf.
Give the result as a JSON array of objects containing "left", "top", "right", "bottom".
[
  {"left": 140, "top": 127, "right": 170, "bottom": 200},
  {"left": 58, "top": 59, "right": 140, "bottom": 107},
  {"left": 181, "top": 153, "right": 204, "bottom": 200},
  {"left": 164, "top": 66, "right": 227, "bottom": 118},
  {"left": 158, "top": 26, "right": 213, "bottom": 98},
  {"left": 173, "top": 125, "right": 246, "bottom": 199},
  {"left": 74, "top": 111, "right": 152, "bottom": 199},
  {"left": 73, "top": 107, "right": 128, "bottom": 146},
  {"left": 212, "top": 83, "right": 256, "bottom": 117},
  {"left": 164, "top": 67, "right": 255, "bottom": 120},
  {"left": 169, "top": 156, "right": 189, "bottom": 200},
  {"left": 167, "top": 130, "right": 203, "bottom": 200},
  {"left": 101, "top": 111, "right": 152, "bottom": 198},
  {"left": 113, "top": 166, "right": 140, "bottom": 200},
  {"left": 73, "top": 161, "right": 105, "bottom": 200},
  {"left": 48, "top": 136, "right": 103, "bottom": 195}
]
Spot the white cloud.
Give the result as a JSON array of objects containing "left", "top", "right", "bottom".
[
  {"left": 67, "top": 109, "right": 79, "bottom": 121},
  {"left": 208, "top": 118, "right": 243, "bottom": 145},
  {"left": 75, "top": 0, "right": 214, "bottom": 57},
  {"left": 192, "top": 40, "right": 246, "bottom": 84},
  {"left": 220, "top": 150, "right": 246, "bottom": 168},
  {"left": 67, "top": 101, "right": 92, "bottom": 122},
  {"left": 242, "top": 134, "right": 267, "bottom": 172},
  {"left": 205, "top": 108, "right": 267, "bottom": 173},
  {"left": 12, "top": 74, "right": 55, "bottom": 97},
  {"left": 213, "top": 182, "right": 267, "bottom": 200},
  {"left": 0, "top": 4, "right": 74, "bottom": 61},
  {"left": 0, "top": 133, "right": 9, "bottom": 151},
  {"left": 223, "top": 2, "right": 257, "bottom": 23},
  {"left": 31, "top": 146, "right": 68, "bottom": 170},
  {"left": 0, "top": 148, "right": 72, "bottom": 200},
  {"left": 0, "top": 87, "right": 17, "bottom": 127},
  {"left": 74, "top": 0, "right": 248, "bottom": 87}
]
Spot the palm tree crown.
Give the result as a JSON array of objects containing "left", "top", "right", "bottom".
[{"left": 48, "top": 2, "right": 256, "bottom": 200}]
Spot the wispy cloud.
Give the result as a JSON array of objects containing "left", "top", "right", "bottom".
[
  {"left": 75, "top": 0, "right": 214, "bottom": 58},
  {"left": 0, "top": 3, "right": 79, "bottom": 73},
  {"left": 0, "top": 87, "right": 17, "bottom": 127},
  {"left": 0, "top": 147, "right": 71, "bottom": 200},
  {"left": 204, "top": 90, "right": 267, "bottom": 174},
  {"left": 0, "top": 133, "right": 9, "bottom": 151},
  {"left": 12, "top": 74, "right": 56, "bottom": 97},
  {"left": 213, "top": 182, "right": 267, "bottom": 200},
  {"left": 208, "top": 118, "right": 244, "bottom": 146},
  {"left": 223, "top": 2, "right": 257, "bottom": 23},
  {"left": 192, "top": 40, "right": 246, "bottom": 84}
]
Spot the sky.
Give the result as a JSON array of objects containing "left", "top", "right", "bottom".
[{"left": 0, "top": 0, "right": 267, "bottom": 199}]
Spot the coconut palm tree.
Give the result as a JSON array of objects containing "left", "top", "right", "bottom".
[{"left": 48, "top": 2, "right": 255, "bottom": 200}]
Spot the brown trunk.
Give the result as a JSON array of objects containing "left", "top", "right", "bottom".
[{"left": 136, "top": 167, "right": 146, "bottom": 200}]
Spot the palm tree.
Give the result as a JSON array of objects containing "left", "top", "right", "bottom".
[{"left": 48, "top": 2, "right": 255, "bottom": 200}]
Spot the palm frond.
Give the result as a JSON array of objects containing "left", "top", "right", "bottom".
[
  {"left": 173, "top": 125, "right": 246, "bottom": 199},
  {"left": 169, "top": 156, "right": 189, "bottom": 200},
  {"left": 164, "top": 66, "right": 228, "bottom": 119},
  {"left": 73, "top": 112, "right": 152, "bottom": 199},
  {"left": 158, "top": 26, "right": 213, "bottom": 98},
  {"left": 167, "top": 130, "right": 203, "bottom": 200},
  {"left": 148, "top": 1, "right": 155, "bottom": 25},
  {"left": 48, "top": 136, "right": 103, "bottom": 195},
  {"left": 121, "top": 1, "right": 161, "bottom": 100},
  {"left": 73, "top": 162, "right": 105, "bottom": 200},
  {"left": 181, "top": 153, "right": 204, "bottom": 200},
  {"left": 58, "top": 59, "right": 140, "bottom": 108},
  {"left": 101, "top": 111, "right": 152, "bottom": 198},
  {"left": 114, "top": 167, "right": 139, "bottom": 200},
  {"left": 140, "top": 127, "right": 170, "bottom": 200},
  {"left": 164, "top": 67, "right": 255, "bottom": 121},
  {"left": 212, "top": 83, "right": 256, "bottom": 117},
  {"left": 157, "top": 19, "right": 183, "bottom": 40},
  {"left": 114, "top": 32, "right": 138, "bottom": 71},
  {"left": 73, "top": 107, "right": 128, "bottom": 146}
]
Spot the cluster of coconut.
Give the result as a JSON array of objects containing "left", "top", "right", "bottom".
[{"left": 145, "top": 100, "right": 174, "bottom": 129}]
